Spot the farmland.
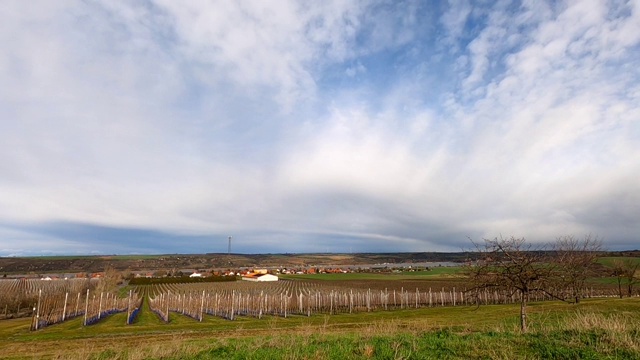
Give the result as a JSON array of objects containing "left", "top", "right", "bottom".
[
  {"left": 0, "top": 297, "right": 638, "bottom": 359},
  {"left": 0, "top": 253, "right": 638, "bottom": 359},
  {"left": 0, "top": 252, "right": 470, "bottom": 274}
]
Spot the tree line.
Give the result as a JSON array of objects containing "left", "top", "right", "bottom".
[{"left": 128, "top": 275, "right": 237, "bottom": 286}]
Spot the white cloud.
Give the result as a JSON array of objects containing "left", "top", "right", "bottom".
[
  {"left": 0, "top": 0, "right": 638, "bottom": 255},
  {"left": 440, "top": 0, "right": 471, "bottom": 48}
]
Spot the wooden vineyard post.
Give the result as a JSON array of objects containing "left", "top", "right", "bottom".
[
  {"left": 453, "top": 287, "right": 456, "bottom": 306},
  {"left": 384, "top": 288, "right": 387, "bottom": 310},
  {"left": 98, "top": 292, "right": 103, "bottom": 319},
  {"left": 83, "top": 289, "right": 89, "bottom": 326},
  {"left": 190, "top": 292, "right": 194, "bottom": 318},
  {"left": 186, "top": 292, "right": 191, "bottom": 317},
  {"left": 127, "top": 290, "right": 132, "bottom": 325},
  {"left": 181, "top": 293, "right": 185, "bottom": 315},
  {"left": 230, "top": 290, "right": 235, "bottom": 321},
  {"left": 200, "top": 290, "right": 205, "bottom": 322},
  {"left": 31, "top": 305, "right": 35, "bottom": 331},
  {"left": 62, "top": 292, "right": 68, "bottom": 322},
  {"left": 214, "top": 293, "right": 218, "bottom": 316},
  {"left": 298, "top": 292, "right": 303, "bottom": 315},
  {"left": 166, "top": 292, "right": 170, "bottom": 322},
  {"left": 330, "top": 290, "right": 333, "bottom": 315},
  {"left": 35, "top": 289, "right": 42, "bottom": 330},
  {"left": 393, "top": 290, "right": 396, "bottom": 308},
  {"left": 284, "top": 292, "right": 288, "bottom": 318},
  {"left": 416, "top": 288, "right": 419, "bottom": 308}
]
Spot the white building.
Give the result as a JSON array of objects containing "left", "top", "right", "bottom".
[{"left": 241, "top": 273, "right": 278, "bottom": 282}]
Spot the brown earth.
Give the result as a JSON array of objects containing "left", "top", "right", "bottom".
[{"left": 0, "top": 252, "right": 468, "bottom": 274}]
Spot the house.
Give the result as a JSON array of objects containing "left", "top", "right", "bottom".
[{"left": 241, "top": 273, "right": 278, "bottom": 282}]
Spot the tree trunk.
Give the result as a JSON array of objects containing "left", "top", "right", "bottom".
[
  {"left": 519, "top": 291, "right": 528, "bottom": 333},
  {"left": 617, "top": 277, "right": 623, "bottom": 298}
]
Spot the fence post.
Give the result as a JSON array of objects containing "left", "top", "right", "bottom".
[
  {"left": 453, "top": 287, "right": 456, "bottom": 306},
  {"left": 35, "top": 289, "right": 42, "bottom": 330},
  {"left": 62, "top": 292, "right": 68, "bottom": 322},
  {"left": 83, "top": 289, "right": 89, "bottom": 326},
  {"left": 166, "top": 291, "right": 170, "bottom": 322},
  {"left": 127, "top": 290, "right": 132, "bottom": 325},
  {"left": 384, "top": 288, "right": 387, "bottom": 310},
  {"left": 98, "top": 292, "right": 103, "bottom": 319}
]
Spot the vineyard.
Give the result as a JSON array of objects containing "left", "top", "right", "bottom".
[
  {"left": 0, "top": 275, "right": 628, "bottom": 331},
  {"left": 0, "top": 278, "right": 142, "bottom": 330},
  {"left": 141, "top": 279, "right": 620, "bottom": 323},
  {"left": 0, "top": 278, "right": 96, "bottom": 319}
]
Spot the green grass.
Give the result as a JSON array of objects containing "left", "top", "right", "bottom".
[
  {"left": 588, "top": 277, "right": 623, "bottom": 285},
  {"left": 398, "top": 267, "right": 464, "bottom": 276},
  {"left": 597, "top": 256, "right": 640, "bottom": 267},
  {"left": 1, "top": 298, "right": 639, "bottom": 359},
  {"left": 280, "top": 267, "right": 463, "bottom": 281}
]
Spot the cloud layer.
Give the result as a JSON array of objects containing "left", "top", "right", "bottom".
[{"left": 1, "top": 0, "right": 639, "bottom": 255}]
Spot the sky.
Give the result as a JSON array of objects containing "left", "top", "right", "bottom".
[{"left": 1, "top": 0, "right": 639, "bottom": 256}]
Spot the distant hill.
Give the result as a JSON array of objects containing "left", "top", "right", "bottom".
[
  {"left": 0, "top": 252, "right": 470, "bottom": 273},
  {"left": 2, "top": 251, "right": 635, "bottom": 274}
]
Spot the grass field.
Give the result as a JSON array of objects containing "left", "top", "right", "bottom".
[
  {"left": 598, "top": 256, "right": 640, "bottom": 267},
  {"left": 280, "top": 267, "right": 463, "bottom": 281},
  {"left": 1, "top": 297, "right": 638, "bottom": 359},
  {"left": 1, "top": 257, "right": 637, "bottom": 359}
]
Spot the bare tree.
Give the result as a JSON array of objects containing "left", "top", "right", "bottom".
[
  {"left": 466, "top": 236, "right": 555, "bottom": 332},
  {"left": 553, "top": 234, "right": 603, "bottom": 303},
  {"left": 95, "top": 267, "right": 121, "bottom": 294},
  {"left": 612, "top": 258, "right": 640, "bottom": 298}
]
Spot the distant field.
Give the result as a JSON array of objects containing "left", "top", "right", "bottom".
[
  {"left": 0, "top": 252, "right": 472, "bottom": 274},
  {"left": 21, "top": 255, "right": 99, "bottom": 260},
  {"left": 20, "top": 254, "right": 167, "bottom": 261},
  {"left": 103, "top": 254, "right": 169, "bottom": 260},
  {"left": 598, "top": 256, "right": 640, "bottom": 267},
  {"left": 280, "top": 267, "right": 464, "bottom": 281}
]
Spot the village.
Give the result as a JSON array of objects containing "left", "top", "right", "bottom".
[{"left": 3, "top": 263, "right": 443, "bottom": 282}]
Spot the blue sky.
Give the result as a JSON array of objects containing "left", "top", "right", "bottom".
[{"left": 1, "top": 0, "right": 639, "bottom": 256}]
